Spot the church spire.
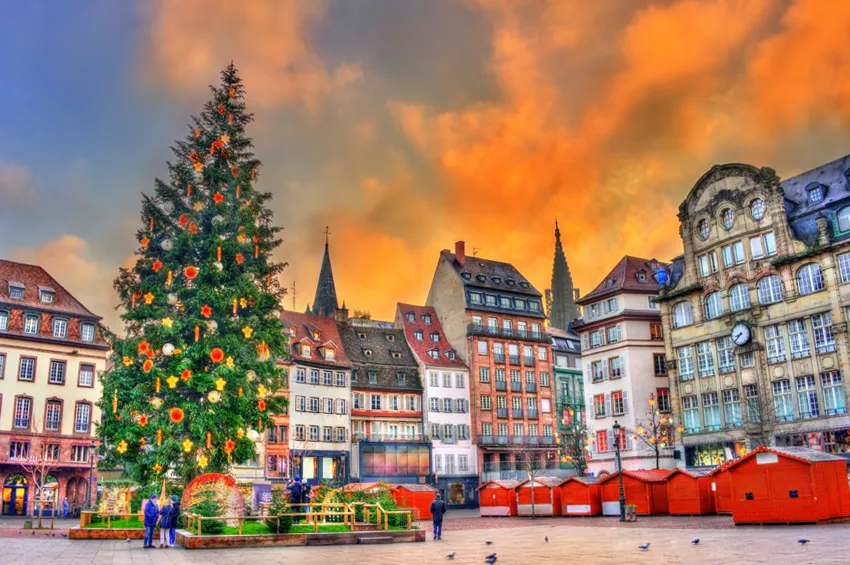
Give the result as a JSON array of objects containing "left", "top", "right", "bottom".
[
  {"left": 546, "top": 219, "right": 579, "bottom": 330},
  {"left": 310, "top": 226, "right": 339, "bottom": 317}
]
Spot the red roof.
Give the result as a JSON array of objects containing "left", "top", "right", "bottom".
[
  {"left": 597, "top": 469, "right": 672, "bottom": 484},
  {"left": 279, "top": 311, "right": 351, "bottom": 367},
  {"left": 719, "top": 446, "right": 846, "bottom": 473},
  {"left": 395, "top": 303, "right": 467, "bottom": 369},
  {"left": 517, "top": 477, "right": 562, "bottom": 488},
  {"left": 557, "top": 476, "right": 601, "bottom": 487},
  {"left": 667, "top": 468, "right": 712, "bottom": 479},
  {"left": 477, "top": 479, "right": 520, "bottom": 491},
  {"left": 0, "top": 259, "right": 100, "bottom": 319},
  {"left": 578, "top": 256, "right": 669, "bottom": 304}
]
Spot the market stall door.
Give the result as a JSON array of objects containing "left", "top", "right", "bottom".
[{"left": 3, "top": 475, "right": 28, "bottom": 516}]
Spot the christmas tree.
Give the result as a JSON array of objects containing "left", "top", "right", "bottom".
[{"left": 98, "top": 64, "right": 288, "bottom": 485}]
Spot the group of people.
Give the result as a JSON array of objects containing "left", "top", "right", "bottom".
[
  {"left": 143, "top": 494, "right": 181, "bottom": 549},
  {"left": 285, "top": 476, "right": 312, "bottom": 523}
]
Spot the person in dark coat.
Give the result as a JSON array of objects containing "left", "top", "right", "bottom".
[
  {"left": 143, "top": 494, "right": 159, "bottom": 548},
  {"left": 62, "top": 498, "right": 69, "bottom": 520},
  {"left": 168, "top": 496, "right": 181, "bottom": 547},
  {"left": 288, "top": 477, "right": 303, "bottom": 523},
  {"left": 158, "top": 497, "right": 173, "bottom": 548},
  {"left": 429, "top": 492, "right": 448, "bottom": 540}
]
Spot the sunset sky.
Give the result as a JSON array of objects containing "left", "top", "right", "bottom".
[{"left": 1, "top": 0, "right": 849, "bottom": 332}]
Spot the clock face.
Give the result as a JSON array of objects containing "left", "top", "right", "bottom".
[{"left": 731, "top": 323, "right": 751, "bottom": 346}]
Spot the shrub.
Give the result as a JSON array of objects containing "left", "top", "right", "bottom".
[
  {"left": 264, "top": 497, "right": 293, "bottom": 534},
  {"left": 192, "top": 497, "right": 225, "bottom": 535}
]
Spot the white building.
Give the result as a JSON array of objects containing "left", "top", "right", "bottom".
[
  {"left": 395, "top": 304, "right": 479, "bottom": 507},
  {"left": 574, "top": 256, "right": 676, "bottom": 475}
]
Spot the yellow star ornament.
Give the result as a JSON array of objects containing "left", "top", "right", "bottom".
[
  {"left": 166, "top": 375, "right": 179, "bottom": 389},
  {"left": 161, "top": 317, "right": 173, "bottom": 328},
  {"left": 153, "top": 463, "right": 163, "bottom": 473},
  {"left": 198, "top": 456, "right": 208, "bottom": 469},
  {"left": 143, "top": 292, "right": 155, "bottom": 305},
  {"left": 140, "top": 236, "right": 150, "bottom": 248},
  {"left": 226, "top": 356, "right": 234, "bottom": 368},
  {"left": 240, "top": 297, "right": 248, "bottom": 308},
  {"left": 241, "top": 326, "right": 253, "bottom": 339},
  {"left": 257, "top": 385, "right": 267, "bottom": 399},
  {"left": 215, "top": 377, "right": 227, "bottom": 392},
  {"left": 220, "top": 133, "right": 230, "bottom": 144},
  {"left": 116, "top": 440, "right": 128, "bottom": 454},
  {"left": 182, "top": 439, "right": 194, "bottom": 453},
  {"left": 122, "top": 356, "right": 134, "bottom": 367},
  {"left": 193, "top": 201, "right": 205, "bottom": 212}
]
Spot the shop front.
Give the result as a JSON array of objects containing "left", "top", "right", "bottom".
[
  {"left": 2, "top": 474, "right": 28, "bottom": 516},
  {"left": 775, "top": 428, "right": 850, "bottom": 453},
  {"left": 291, "top": 451, "right": 349, "bottom": 486},
  {"left": 356, "top": 442, "right": 432, "bottom": 484},
  {"left": 433, "top": 476, "right": 479, "bottom": 508},
  {"left": 684, "top": 441, "right": 747, "bottom": 467}
]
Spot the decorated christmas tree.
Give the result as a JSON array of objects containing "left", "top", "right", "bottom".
[{"left": 98, "top": 64, "right": 288, "bottom": 484}]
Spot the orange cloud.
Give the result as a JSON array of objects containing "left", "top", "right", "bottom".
[{"left": 141, "top": 0, "right": 361, "bottom": 110}]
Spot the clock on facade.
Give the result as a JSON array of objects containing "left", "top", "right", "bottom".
[{"left": 731, "top": 322, "right": 751, "bottom": 346}]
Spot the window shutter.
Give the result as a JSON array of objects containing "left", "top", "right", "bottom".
[
  {"left": 617, "top": 325, "right": 623, "bottom": 341},
  {"left": 604, "top": 392, "right": 611, "bottom": 416},
  {"left": 584, "top": 363, "right": 591, "bottom": 383},
  {"left": 623, "top": 390, "right": 630, "bottom": 414},
  {"left": 620, "top": 355, "right": 627, "bottom": 377},
  {"left": 609, "top": 429, "right": 616, "bottom": 456},
  {"left": 582, "top": 333, "right": 589, "bottom": 349},
  {"left": 625, "top": 431, "right": 633, "bottom": 450}
]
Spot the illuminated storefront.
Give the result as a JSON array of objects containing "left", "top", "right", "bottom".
[{"left": 357, "top": 442, "right": 431, "bottom": 483}]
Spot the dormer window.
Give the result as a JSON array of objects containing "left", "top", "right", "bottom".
[
  {"left": 461, "top": 272, "right": 472, "bottom": 280},
  {"left": 367, "top": 371, "right": 377, "bottom": 384},
  {"left": 289, "top": 326, "right": 297, "bottom": 337},
  {"left": 422, "top": 313, "right": 432, "bottom": 324},
  {"left": 40, "top": 291, "right": 55, "bottom": 304},
  {"left": 491, "top": 277, "right": 501, "bottom": 284},
  {"left": 397, "top": 373, "right": 407, "bottom": 385},
  {"left": 637, "top": 271, "right": 647, "bottom": 282},
  {"left": 808, "top": 185, "right": 824, "bottom": 204},
  {"left": 386, "top": 334, "right": 395, "bottom": 342},
  {"left": 469, "top": 292, "right": 482, "bottom": 305},
  {"left": 505, "top": 279, "right": 516, "bottom": 286},
  {"left": 391, "top": 351, "right": 402, "bottom": 359},
  {"left": 414, "top": 330, "right": 423, "bottom": 341},
  {"left": 476, "top": 274, "right": 487, "bottom": 282},
  {"left": 406, "top": 312, "right": 415, "bottom": 322},
  {"left": 430, "top": 332, "right": 440, "bottom": 342},
  {"left": 302, "top": 344, "right": 312, "bottom": 358},
  {"left": 8, "top": 283, "right": 24, "bottom": 300},
  {"left": 357, "top": 332, "right": 366, "bottom": 340},
  {"left": 519, "top": 281, "right": 529, "bottom": 289},
  {"left": 529, "top": 301, "right": 541, "bottom": 312},
  {"left": 23, "top": 314, "right": 39, "bottom": 335},
  {"left": 513, "top": 298, "right": 526, "bottom": 310},
  {"left": 364, "top": 349, "right": 373, "bottom": 357},
  {"left": 446, "top": 351, "right": 456, "bottom": 361},
  {"left": 312, "top": 330, "right": 320, "bottom": 340},
  {"left": 81, "top": 323, "right": 95, "bottom": 342},
  {"left": 428, "top": 349, "right": 439, "bottom": 359},
  {"left": 499, "top": 297, "right": 511, "bottom": 308},
  {"left": 324, "top": 347, "right": 335, "bottom": 361},
  {"left": 484, "top": 295, "right": 497, "bottom": 306}
]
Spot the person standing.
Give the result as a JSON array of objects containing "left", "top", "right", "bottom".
[
  {"left": 288, "top": 477, "right": 303, "bottom": 524},
  {"left": 429, "top": 492, "right": 448, "bottom": 541},
  {"left": 158, "top": 497, "right": 173, "bottom": 548},
  {"left": 62, "top": 497, "right": 69, "bottom": 520},
  {"left": 168, "top": 495, "right": 181, "bottom": 547},
  {"left": 143, "top": 494, "right": 159, "bottom": 549}
]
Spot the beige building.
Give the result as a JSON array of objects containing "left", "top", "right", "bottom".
[
  {"left": 0, "top": 260, "right": 108, "bottom": 516},
  {"left": 575, "top": 256, "right": 675, "bottom": 474},
  {"left": 657, "top": 158, "right": 850, "bottom": 467}
]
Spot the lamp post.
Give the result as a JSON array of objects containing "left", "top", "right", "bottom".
[
  {"left": 613, "top": 421, "right": 625, "bottom": 522},
  {"left": 87, "top": 441, "right": 96, "bottom": 510}
]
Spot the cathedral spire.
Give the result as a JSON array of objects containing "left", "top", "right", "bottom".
[
  {"left": 310, "top": 227, "right": 339, "bottom": 317},
  {"left": 546, "top": 219, "right": 579, "bottom": 330}
]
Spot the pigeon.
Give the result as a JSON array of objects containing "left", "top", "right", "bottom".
[
  {"left": 17, "top": 531, "right": 21, "bottom": 535},
  {"left": 485, "top": 541, "right": 493, "bottom": 545},
  {"left": 486, "top": 553, "right": 497, "bottom": 560},
  {"left": 638, "top": 543, "right": 650, "bottom": 551},
  {"left": 798, "top": 539, "right": 810, "bottom": 545},
  {"left": 31, "top": 531, "right": 35, "bottom": 536},
  {"left": 545, "top": 536, "right": 549, "bottom": 543},
  {"left": 52, "top": 533, "right": 56, "bottom": 537},
  {"left": 485, "top": 557, "right": 497, "bottom": 565},
  {"left": 126, "top": 538, "right": 132, "bottom": 543},
  {"left": 60, "top": 533, "right": 68, "bottom": 538},
  {"left": 691, "top": 539, "right": 699, "bottom": 545},
  {"left": 447, "top": 553, "right": 456, "bottom": 560}
]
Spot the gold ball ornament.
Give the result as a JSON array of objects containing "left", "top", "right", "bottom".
[
  {"left": 150, "top": 397, "right": 164, "bottom": 409},
  {"left": 207, "top": 390, "right": 222, "bottom": 404},
  {"left": 167, "top": 293, "right": 179, "bottom": 305}
]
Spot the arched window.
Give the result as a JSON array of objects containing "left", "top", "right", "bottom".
[
  {"left": 757, "top": 275, "right": 784, "bottom": 304},
  {"left": 728, "top": 284, "right": 751, "bottom": 312},
  {"left": 797, "top": 263, "right": 824, "bottom": 295},
  {"left": 722, "top": 208, "right": 735, "bottom": 230},
  {"left": 697, "top": 219, "right": 710, "bottom": 240},
  {"left": 704, "top": 292, "right": 723, "bottom": 320},
  {"left": 751, "top": 198, "right": 766, "bottom": 220},
  {"left": 838, "top": 207, "right": 850, "bottom": 233},
  {"left": 673, "top": 302, "right": 693, "bottom": 328}
]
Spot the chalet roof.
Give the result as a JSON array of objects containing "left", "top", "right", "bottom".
[
  {"left": 279, "top": 311, "right": 351, "bottom": 368},
  {"left": 578, "top": 256, "right": 668, "bottom": 304},
  {"left": 557, "top": 476, "right": 600, "bottom": 486},
  {"left": 667, "top": 468, "right": 712, "bottom": 479},
  {"left": 722, "top": 446, "right": 847, "bottom": 472},
  {"left": 395, "top": 303, "right": 467, "bottom": 369},
  {"left": 597, "top": 469, "right": 672, "bottom": 484},
  {"left": 517, "top": 477, "right": 562, "bottom": 488},
  {"left": 338, "top": 324, "right": 422, "bottom": 392},
  {"left": 477, "top": 479, "right": 520, "bottom": 491},
  {"left": 0, "top": 259, "right": 100, "bottom": 319}
]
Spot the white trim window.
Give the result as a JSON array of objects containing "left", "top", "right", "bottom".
[
  {"left": 682, "top": 396, "right": 699, "bottom": 432},
  {"left": 772, "top": 380, "right": 794, "bottom": 421},
  {"left": 839, "top": 207, "right": 850, "bottom": 232},
  {"left": 728, "top": 284, "right": 751, "bottom": 312},
  {"left": 52, "top": 318, "right": 67, "bottom": 339},
  {"left": 74, "top": 403, "right": 91, "bottom": 433},
  {"left": 49, "top": 360, "right": 65, "bottom": 385},
  {"left": 81, "top": 323, "right": 96, "bottom": 342},
  {"left": 697, "top": 341, "right": 715, "bottom": 377},
  {"left": 23, "top": 315, "right": 39, "bottom": 335},
  {"left": 812, "top": 312, "right": 836, "bottom": 353},
  {"left": 702, "top": 392, "right": 720, "bottom": 431},
  {"left": 765, "top": 324, "right": 786, "bottom": 363},
  {"left": 797, "top": 263, "right": 824, "bottom": 295},
  {"left": 677, "top": 346, "right": 695, "bottom": 381},
  {"left": 839, "top": 253, "right": 850, "bottom": 283},
  {"left": 757, "top": 275, "right": 783, "bottom": 304},
  {"left": 673, "top": 301, "right": 694, "bottom": 328},
  {"left": 822, "top": 372, "right": 846, "bottom": 415},
  {"left": 722, "top": 389, "right": 742, "bottom": 428},
  {"left": 0, "top": 310, "right": 7, "bottom": 331},
  {"left": 704, "top": 292, "right": 723, "bottom": 320},
  {"left": 788, "top": 319, "right": 811, "bottom": 359},
  {"left": 795, "top": 375, "right": 819, "bottom": 419},
  {"left": 716, "top": 337, "right": 735, "bottom": 373}
]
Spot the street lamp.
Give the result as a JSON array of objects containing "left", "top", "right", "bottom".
[
  {"left": 612, "top": 421, "right": 625, "bottom": 522},
  {"left": 87, "top": 441, "right": 96, "bottom": 510}
]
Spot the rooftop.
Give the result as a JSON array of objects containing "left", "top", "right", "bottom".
[
  {"left": 0, "top": 259, "right": 100, "bottom": 319},
  {"left": 395, "top": 303, "right": 467, "bottom": 369},
  {"left": 578, "top": 255, "right": 668, "bottom": 304},
  {"left": 279, "top": 311, "right": 351, "bottom": 368},
  {"left": 338, "top": 324, "right": 422, "bottom": 392}
]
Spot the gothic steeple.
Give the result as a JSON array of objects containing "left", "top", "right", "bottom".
[
  {"left": 546, "top": 219, "right": 579, "bottom": 329},
  {"left": 310, "top": 227, "right": 339, "bottom": 317}
]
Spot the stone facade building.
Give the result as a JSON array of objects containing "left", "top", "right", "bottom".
[
  {"left": 657, "top": 157, "right": 850, "bottom": 467},
  {"left": 0, "top": 260, "right": 108, "bottom": 516}
]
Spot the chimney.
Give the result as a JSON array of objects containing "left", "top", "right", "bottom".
[
  {"left": 455, "top": 241, "right": 466, "bottom": 265},
  {"left": 573, "top": 288, "right": 581, "bottom": 301}
]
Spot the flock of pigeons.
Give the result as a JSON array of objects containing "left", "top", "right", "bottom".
[{"left": 445, "top": 536, "right": 813, "bottom": 562}]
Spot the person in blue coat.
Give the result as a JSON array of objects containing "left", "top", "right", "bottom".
[
  {"left": 158, "top": 497, "right": 173, "bottom": 548},
  {"left": 62, "top": 498, "right": 69, "bottom": 520},
  {"left": 168, "top": 495, "right": 181, "bottom": 547},
  {"left": 143, "top": 494, "right": 159, "bottom": 549}
]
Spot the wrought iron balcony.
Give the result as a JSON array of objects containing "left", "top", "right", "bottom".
[
  {"left": 495, "top": 380, "right": 507, "bottom": 391},
  {"left": 496, "top": 408, "right": 509, "bottom": 419},
  {"left": 509, "top": 355, "right": 521, "bottom": 365},
  {"left": 525, "top": 382, "right": 537, "bottom": 392},
  {"left": 512, "top": 408, "right": 524, "bottom": 419},
  {"left": 477, "top": 435, "right": 556, "bottom": 446},
  {"left": 494, "top": 353, "right": 506, "bottom": 364},
  {"left": 510, "top": 381, "right": 522, "bottom": 392},
  {"left": 466, "top": 324, "right": 551, "bottom": 344},
  {"left": 527, "top": 409, "right": 539, "bottom": 419}
]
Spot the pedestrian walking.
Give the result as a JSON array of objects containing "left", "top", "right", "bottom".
[
  {"left": 429, "top": 492, "right": 448, "bottom": 541},
  {"left": 288, "top": 477, "right": 303, "bottom": 523},
  {"left": 168, "top": 495, "right": 181, "bottom": 547},
  {"left": 158, "top": 497, "right": 173, "bottom": 548},
  {"left": 62, "top": 497, "right": 69, "bottom": 520},
  {"left": 143, "top": 494, "right": 159, "bottom": 548}
]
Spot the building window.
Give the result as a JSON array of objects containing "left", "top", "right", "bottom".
[
  {"left": 540, "top": 372, "right": 550, "bottom": 387},
  {"left": 78, "top": 364, "right": 95, "bottom": 387},
  {"left": 45, "top": 444, "right": 60, "bottom": 461},
  {"left": 0, "top": 310, "right": 7, "bottom": 331},
  {"left": 606, "top": 326, "right": 620, "bottom": 344},
  {"left": 422, "top": 313, "right": 432, "bottom": 324},
  {"left": 23, "top": 315, "right": 39, "bottom": 335},
  {"left": 591, "top": 361, "right": 605, "bottom": 383},
  {"left": 696, "top": 341, "right": 715, "bottom": 377},
  {"left": 740, "top": 351, "right": 755, "bottom": 368},
  {"left": 808, "top": 185, "right": 824, "bottom": 203},
  {"left": 294, "top": 368, "right": 305, "bottom": 383},
  {"left": 822, "top": 372, "right": 846, "bottom": 415},
  {"left": 596, "top": 430, "right": 609, "bottom": 453},
  {"left": 673, "top": 301, "right": 694, "bottom": 328},
  {"left": 537, "top": 346, "right": 548, "bottom": 361},
  {"left": 430, "top": 397, "right": 440, "bottom": 412},
  {"left": 459, "top": 455, "right": 469, "bottom": 472},
  {"left": 764, "top": 324, "right": 786, "bottom": 363},
  {"left": 74, "top": 403, "right": 91, "bottom": 433},
  {"left": 721, "top": 208, "right": 735, "bottom": 229},
  {"left": 335, "top": 428, "right": 346, "bottom": 442},
  {"left": 500, "top": 297, "right": 511, "bottom": 309},
  {"left": 722, "top": 241, "right": 746, "bottom": 267},
  {"left": 442, "top": 398, "right": 453, "bottom": 413},
  {"left": 323, "top": 371, "right": 333, "bottom": 386},
  {"left": 743, "top": 384, "right": 760, "bottom": 422},
  {"left": 370, "top": 395, "right": 381, "bottom": 410},
  {"left": 485, "top": 295, "right": 497, "bottom": 306},
  {"left": 13, "top": 396, "right": 31, "bottom": 429},
  {"left": 477, "top": 340, "right": 487, "bottom": 355},
  {"left": 590, "top": 329, "right": 605, "bottom": 347},
  {"left": 295, "top": 396, "right": 305, "bottom": 411},
  {"left": 52, "top": 318, "right": 67, "bottom": 339},
  {"left": 429, "top": 372, "right": 439, "bottom": 387},
  {"left": 323, "top": 427, "right": 333, "bottom": 442},
  {"left": 797, "top": 264, "right": 824, "bottom": 295},
  {"left": 773, "top": 380, "right": 794, "bottom": 421},
  {"left": 812, "top": 312, "right": 836, "bottom": 353},
  {"left": 69, "top": 445, "right": 89, "bottom": 463},
  {"left": 335, "top": 372, "right": 346, "bottom": 387},
  {"left": 751, "top": 198, "right": 766, "bottom": 220},
  {"left": 9, "top": 285, "right": 24, "bottom": 300},
  {"left": 677, "top": 346, "right": 694, "bottom": 381},
  {"left": 80, "top": 323, "right": 96, "bottom": 342},
  {"left": 757, "top": 275, "right": 783, "bottom": 304},
  {"left": 324, "top": 398, "right": 333, "bottom": 414},
  {"left": 593, "top": 394, "right": 606, "bottom": 418},
  {"left": 49, "top": 360, "right": 66, "bottom": 385},
  {"left": 704, "top": 292, "right": 723, "bottom": 320},
  {"left": 456, "top": 373, "right": 465, "bottom": 388},
  {"left": 682, "top": 396, "right": 699, "bottom": 432},
  {"left": 838, "top": 207, "right": 850, "bottom": 233},
  {"left": 608, "top": 357, "right": 622, "bottom": 379},
  {"left": 716, "top": 337, "right": 735, "bottom": 373},
  {"left": 442, "top": 373, "right": 452, "bottom": 388},
  {"left": 788, "top": 319, "right": 811, "bottom": 359},
  {"left": 796, "top": 375, "right": 819, "bottom": 419},
  {"left": 653, "top": 354, "right": 667, "bottom": 376},
  {"left": 309, "top": 426, "right": 320, "bottom": 442},
  {"left": 611, "top": 391, "right": 625, "bottom": 415},
  {"left": 368, "top": 371, "right": 377, "bottom": 384},
  {"left": 479, "top": 367, "right": 490, "bottom": 383},
  {"left": 480, "top": 395, "right": 491, "bottom": 410},
  {"left": 324, "top": 347, "right": 335, "bottom": 361},
  {"left": 430, "top": 332, "right": 440, "bottom": 342},
  {"left": 10, "top": 441, "right": 30, "bottom": 460},
  {"left": 728, "top": 284, "right": 751, "bottom": 312},
  {"left": 656, "top": 388, "right": 670, "bottom": 412},
  {"left": 19, "top": 357, "right": 35, "bottom": 381},
  {"left": 45, "top": 400, "right": 62, "bottom": 431},
  {"left": 697, "top": 219, "right": 710, "bottom": 240},
  {"left": 650, "top": 322, "right": 663, "bottom": 340},
  {"left": 723, "top": 389, "right": 742, "bottom": 428},
  {"left": 406, "top": 312, "right": 415, "bottom": 323},
  {"left": 302, "top": 344, "right": 311, "bottom": 358},
  {"left": 310, "top": 397, "right": 320, "bottom": 412}
]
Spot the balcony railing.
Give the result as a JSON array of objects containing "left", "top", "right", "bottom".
[
  {"left": 495, "top": 380, "right": 507, "bottom": 391},
  {"left": 510, "top": 381, "right": 522, "bottom": 392},
  {"left": 509, "top": 355, "right": 521, "bottom": 365},
  {"left": 523, "top": 356, "right": 535, "bottom": 366},
  {"left": 477, "top": 435, "right": 557, "bottom": 446},
  {"left": 527, "top": 409, "right": 539, "bottom": 419},
  {"left": 467, "top": 324, "right": 550, "bottom": 343},
  {"left": 494, "top": 353, "right": 506, "bottom": 364},
  {"left": 511, "top": 409, "right": 524, "bottom": 419},
  {"left": 352, "top": 433, "right": 425, "bottom": 442},
  {"left": 482, "top": 460, "right": 560, "bottom": 473},
  {"left": 496, "top": 408, "right": 509, "bottom": 419},
  {"left": 525, "top": 382, "right": 537, "bottom": 392}
]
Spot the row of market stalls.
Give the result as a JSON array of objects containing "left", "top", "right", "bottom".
[{"left": 479, "top": 447, "right": 850, "bottom": 524}]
